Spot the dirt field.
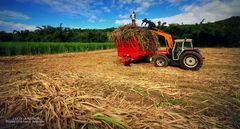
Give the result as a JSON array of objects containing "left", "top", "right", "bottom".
[{"left": 0, "top": 48, "right": 240, "bottom": 129}]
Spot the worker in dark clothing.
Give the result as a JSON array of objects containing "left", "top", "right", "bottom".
[
  {"left": 141, "top": 18, "right": 156, "bottom": 29},
  {"left": 130, "top": 11, "right": 136, "bottom": 25}
]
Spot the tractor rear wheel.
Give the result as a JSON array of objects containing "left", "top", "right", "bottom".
[
  {"left": 154, "top": 54, "right": 169, "bottom": 67},
  {"left": 179, "top": 51, "right": 203, "bottom": 70}
]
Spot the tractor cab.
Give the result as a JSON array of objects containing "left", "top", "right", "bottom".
[{"left": 172, "top": 39, "right": 193, "bottom": 60}]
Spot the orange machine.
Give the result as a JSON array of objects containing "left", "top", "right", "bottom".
[{"left": 149, "top": 29, "right": 174, "bottom": 50}]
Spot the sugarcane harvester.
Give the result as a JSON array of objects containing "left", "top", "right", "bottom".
[{"left": 115, "top": 17, "right": 203, "bottom": 70}]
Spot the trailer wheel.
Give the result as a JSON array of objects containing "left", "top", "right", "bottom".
[
  {"left": 143, "top": 56, "right": 153, "bottom": 62},
  {"left": 154, "top": 55, "right": 168, "bottom": 67},
  {"left": 179, "top": 51, "right": 203, "bottom": 70},
  {"left": 124, "top": 62, "right": 130, "bottom": 66}
]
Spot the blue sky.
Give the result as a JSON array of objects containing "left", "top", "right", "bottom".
[{"left": 0, "top": 0, "right": 239, "bottom": 32}]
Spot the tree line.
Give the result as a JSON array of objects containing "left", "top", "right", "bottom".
[
  {"left": 157, "top": 16, "right": 240, "bottom": 47},
  {"left": 0, "top": 24, "right": 114, "bottom": 42},
  {"left": 0, "top": 16, "right": 239, "bottom": 47}
]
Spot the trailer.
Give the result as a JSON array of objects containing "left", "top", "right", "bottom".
[{"left": 115, "top": 38, "right": 168, "bottom": 66}]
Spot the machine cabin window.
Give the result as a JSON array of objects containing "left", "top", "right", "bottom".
[{"left": 184, "top": 42, "right": 193, "bottom": 49}]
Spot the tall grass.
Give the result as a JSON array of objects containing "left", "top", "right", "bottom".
[{"left": 0, "top": 42, "right": 115, "bottom": 56}]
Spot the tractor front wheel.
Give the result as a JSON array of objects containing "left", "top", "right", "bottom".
[
  {"left": 154, "top": 55, "right": 169, "bottom": 67},
  {"left": 179, "top": 51, "right": 203, "bottom": 70}
]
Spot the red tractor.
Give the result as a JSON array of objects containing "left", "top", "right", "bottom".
[{"left": 115, "top": 19, "right": 203, "bottom": 71}]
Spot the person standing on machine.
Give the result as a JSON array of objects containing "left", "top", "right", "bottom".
[{"left": 130, "top": 11, "right": 136, "bottom": 25}]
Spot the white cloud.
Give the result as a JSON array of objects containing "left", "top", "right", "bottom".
[
  {"left": 117, "top": 0, "right": 179, "bottom": 20},
  {"left": 119, "top": 14, "right": 129, "bottom": 19},
  {"left": 115, "top": 19, "right": 142, "bottom": 26},
  {"left": 133, "top": 0, "right": 162, "bottom": 13},
  {"left": 18, "top": 0, "right": 103, "bottom": 22},
  {"left": 115, "top": 19, "right": 130, "bottom": 25},
  {"left": 88, "top": 15, "right": 97, "bottom": 23},
  {"left": 19, "top": 0, "right": 115, "bottom": 24},
  {"left": 117, "top": 0, "right": 157, "bottom": 21},
  {"left": 102, "top": 7, "right": 110, "bottom": 13},
  {"left": 116, "top": 0, "right": 240, "bottom": 26},
  {"left": 135, "top": 1, "right": 151, "bottom": 13},
  {"left": 99, "top": 19, "right": 106, "bottom": 22},
  {"left": 68, "top": 26, "right": 82, "bottom": 29},
  {"left": 155, "top": 0, "right": 240, "bottom": 24},
  {"left": 119, "top": 0, "right": 132, "bottom": 4},
  {"left": 0, "top": 20, "right": 36, "bottom": 32},
  {"left": 0, "top": 10, "right": 30, "bottom": 20},
  {"left": 116, "top": 0, "right": 185, "bottom": 14},
  {"left": 167, "top": 0, "right": 183, "bottom": 5}
]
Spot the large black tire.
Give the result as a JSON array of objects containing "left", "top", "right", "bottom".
[
  {"left": 154, "top": 54, "right": 169, "bottom": 67},
  {"left": 143, "top": 56, "right": 153, "bottom": 62},
  {"left": 124, "top": 62, "right": 130, "bottom": 66},
  {"left": 179, "top": 51, "right": 203, "bottom": 70}
]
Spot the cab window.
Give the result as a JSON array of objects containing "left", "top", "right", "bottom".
[
  {"left": 184, "top": 42, "right": 192, "bottom": 48},
  {"left": 175, "top": 42, "right": 182, "bottom": 50}
]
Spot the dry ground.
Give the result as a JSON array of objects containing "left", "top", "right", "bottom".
[{"left": 0, "top": 48, "right": 240, "bottom": 129}]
